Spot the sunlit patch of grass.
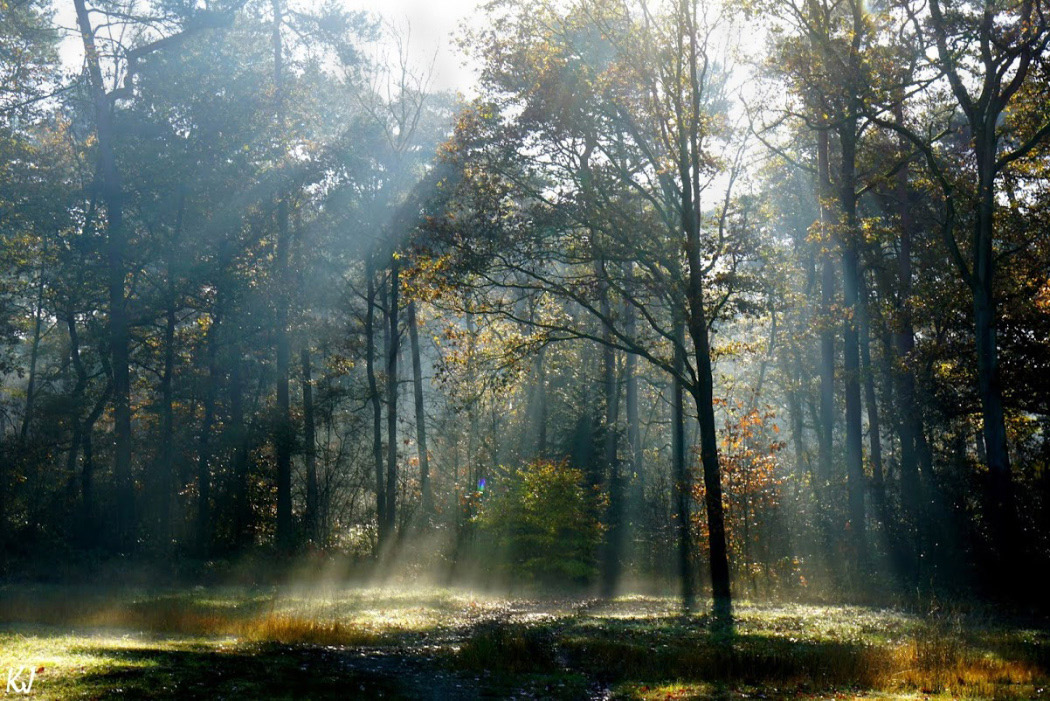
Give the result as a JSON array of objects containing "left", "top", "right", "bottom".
[
  {"left": 236, "top": 613, "right": 386, "bottom": 646},
  {"left": 613, "top": 681, "right": 717, "bottom": 700},
  {"left": 0, "top": 630, "right": 399, "bottom": 700},
  {"left": 612, "top": 682, "right": 966, "bottom": 699},
  {"left": 874, "top": 626, "right": 1048, "bottom": 699},
  {"left": 0, "top": 631, "right": 209, "bottom": 700},
  {"left": 0, "top": 584, "right": 512, "bottom": 647}
]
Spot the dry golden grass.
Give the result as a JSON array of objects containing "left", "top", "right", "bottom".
[
  {"left": 875, "top": 637, "right": 1043, "bottom": 699},
  {"left": 235, "top": 613, "right": 386, "bottom": 646},
  {"left": 0, "top": 586, "right": 391, "bottom": 646}
]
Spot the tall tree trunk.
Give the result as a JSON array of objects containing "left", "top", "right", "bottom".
[
  {"left": 158, "top": 278, "right": 176, "bottom": 545},
  {"left": 675, "top": 10, "right": 732, "bottom": 613},
  {"left": 859, "top": 282, "right": 884, "bottom": 507},
  {"left": 407, "top": 301, "right": 432, "bottom": 521},
  {"left": 385, "top": 261, "right": 400, "bottom": 540},
  {"left": 230, "top": 354, "right": 251, "bottom": 545},
  {"left": 624, "top": 293, "right": 643, "bottom": 537},
  {"left": 66, "top": 421, "right": 82, "bottom": 502},
  {"left": 681, "top": 171, "right": 732, "bottom": 621},
  {"left": 892, "top": 103, "right": 922, "bottom": 530},
  {"left": 302, "top": 349, "right": 319, "bottom": 542},
  {"left": 197, "top": 296, "right": 222, "bottom": 553},
  {"left": 274, "top": 197, "right": 293, "bottom": 550},
  {"left": 684, "top": 334, "right": 731, "bottom": 620},
  {"left": 67, "top": 312, "right": 90, "bottom": 540},
  {"left": 20, "top": 237, "right": 47, "bottom": 444},
  {"left": 366, "top": 264, "right": 386, "bottom": 548},
  {"left": 465, "top": 312, "right": 481, "bottom": 538},
  {"left": 785, "top": 352, "right": 811, "bottom": 491},
  {"left": 80, "top": 385, "right": 111, "bottom": 548},
  {"left": 157, "top": 196, "right": 182, "bottom": 546},
  {"left": 600, "top": 276, "right": 623, "bottom": 597},
  {"left": 73, "top": 0, "right": 134, "bottom": 550},
  {"left": 536, "top": 349, "right": 548, "bottom": 455},
  {"left": 974, "top": 132, "right": 1013, "bottom": 539},
  {"left": 270, "top": 0, "right": 293, "bottom": 551},
  {"left": 0, "top": 453, "right": 5, "bottom": 548},
  {"left": 671, "top": 318, "right": 695, "bottom": 613},
  {"left": 817, "top": 131, "right": 836, "bottom": 504},
  {"left": 523, "top": 345, "right": 548, "bottom": 457},
  {"left": 839, "top": 121, "right": 869, "bottom": 573}
]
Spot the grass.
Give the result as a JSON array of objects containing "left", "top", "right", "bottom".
[
  {"left": 0, "top": 585, "right": 1046, "bottom": 699},
  {"left": 0, "top": 631, "right": 402, "bottom": 700}
]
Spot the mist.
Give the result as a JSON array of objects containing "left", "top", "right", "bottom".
[{"left": 1, "top": 0, "right": 1049, "bottom": 697}]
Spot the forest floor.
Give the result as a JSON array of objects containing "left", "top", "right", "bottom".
[{"left": 0, "top": 584, "right": 1046, "bottom": 700}]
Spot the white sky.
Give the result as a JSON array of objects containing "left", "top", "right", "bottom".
[
  {"left": 355, "top": 0, "right": 482, "bottom": 94},
  {"left": 53, "top": 0, "right": 483, "bottom": 95}
]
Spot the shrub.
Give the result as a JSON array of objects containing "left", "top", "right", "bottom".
[{"left": 479, "top": 459, "right": 605, "bottom": 585}]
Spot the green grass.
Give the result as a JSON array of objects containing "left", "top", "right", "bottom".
[
  {"left": 0, "top": 586, "right": 1046, "bottom": 699},
  {"left": 0, "top": 630, "right": 400, "bottom": 700}
]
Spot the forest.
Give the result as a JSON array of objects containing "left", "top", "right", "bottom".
[{"left": 1, "top": 0, "right": 1049, "bottom": 697}]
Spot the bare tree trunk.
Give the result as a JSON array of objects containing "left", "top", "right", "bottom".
[
  {"left": 385, "top": 261, "right": 400, "bottom": 541},
  {"left": 892, "top": 104, "right": 922, "bottom": 530},
  {"left": 785, "top": 353, "right": 811, "bottom": 490},
  {"left": 230, "top": 355, "right": 251, "bottom": 546},
  {"left": 839, "top": 118, "right": 869, "bottom": 573},
  {"left": 80, "top": 385, "right": 110, "bottom": 548},
  {"left": 859, "top": 283, "right": 884, "bottom": 504},
  {"left": 158, "top": 279, "right": 176, "bottom": 545},
  {"left": 974, "top": 132, "right": 1013, "bottom": 541},
  {"left": 681, "top": 172, "right": 732, "bottom": 621},
  {"left": 274, "top": 198, "right": 293, "bottom": 550},
  {"left": 624, "top": 292, "right": 643, "bottom": 539},
  {"left": 672, "top": 317, "right": 694, "bottom": 613},
  {"left": 197, "top": 295, "right": 222, "bottom": 554},
  {"left": 20, "top": 236, "right": 46, "bottom": 444},
  {"left": 366, "top": 264, "right": 386, "bottom": 548},
  {"left": 302, "top": 348, "right": 318, "bottom": 542},
  {"left": 271, "top": 0, "right": 294, "bottom": 551},
  {"left": 674, "top": 13, "right": 732, "bottom": 614},
  {"left": 523, "top": 345, "right": 548, "bottom": 457},
  {"left": 407, "top": 301, "right": 432, "bottom": 521},
  {"left": 600, "top": 275, "right": 623, "bottom": 596},
  {"left": 817, "top": 131, "right": 836, "bottom": 504},
  {"left": 67, "top": 311, "right": 94, "bottom": 543},
  {"left": 157, "top": 197, "right": 182, "bottom": 546}
]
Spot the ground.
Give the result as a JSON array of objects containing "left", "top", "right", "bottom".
[{"left": 0, "top": 585, "right": 1046, "bottom": 699}]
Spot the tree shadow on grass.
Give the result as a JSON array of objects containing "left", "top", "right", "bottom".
[
  {"left": 63, "top": 643, "right": 406, "bottom": 700},
  {"left": 458, "top": 616, "right": 891, "bottom": 694}
]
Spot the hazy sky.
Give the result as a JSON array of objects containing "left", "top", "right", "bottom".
[
  {"left": 54, "top": 0, "right": 482, "bottom": 94},
  {"left": 356, "top": 0, "right": 482, "bottom": 93}
]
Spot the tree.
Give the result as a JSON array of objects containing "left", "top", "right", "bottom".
[
  {"left": 909, "top": 0, "right": 1049, "bottom": 541},
  {"left": 435, "top": 0, "right": 767, "bottom": 617},
  {"left": 71, "top": 0, "right": 231, "bottom": 550}
]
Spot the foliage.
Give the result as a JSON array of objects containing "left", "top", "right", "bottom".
[
  {"left": 478, "top": 459, "right": 606, "bottom": 585},
  {"left": 694, "top": 395, "right": 792, "bottom": 592}
]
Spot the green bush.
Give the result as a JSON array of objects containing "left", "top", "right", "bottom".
[{"left": 479, "top": 459, "right": 605, "bottom": 585}]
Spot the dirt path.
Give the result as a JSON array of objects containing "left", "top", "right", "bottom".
[{"left": 332, "top": 599, "right": 613, "bottom": 700}]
